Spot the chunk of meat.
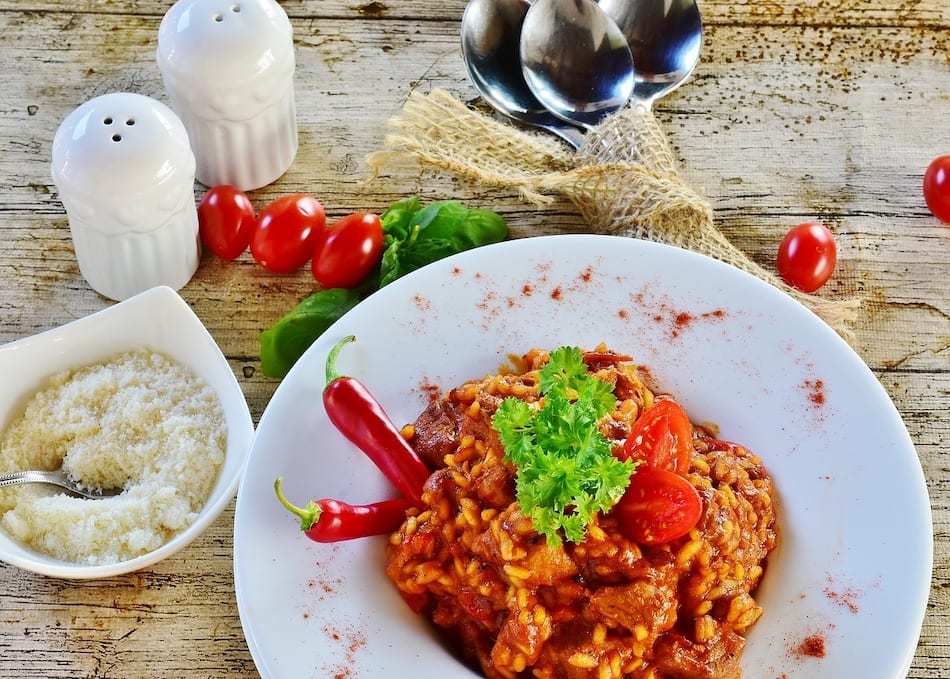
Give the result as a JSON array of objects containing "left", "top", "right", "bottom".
[
  {"left": 412, "top": 399, "right": 463, "bottom": 468},
  {"left": 472, "top": 464, "right": 516, "bottom": 508},
  {"left": 521, "top": 541, "right": 580, "bottom": 588},
  {"left": 587, "top": 573, "right": 678, "bottom": 638},
  {"left": 491, "top": 599, "right": 553, "bottom": 672},
  {"left": 651, "top": 630, "right": 745, "bottom": 679}
]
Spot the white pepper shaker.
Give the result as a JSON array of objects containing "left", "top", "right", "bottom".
[
  {"left": 156, "top": 0, "right": 298, "bottom": 191},
  {"left": 50, "top": 92, "right": 200, "bottom": 302}
]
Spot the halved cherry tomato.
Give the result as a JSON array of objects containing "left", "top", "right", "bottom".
[
  {"left": 251, "top": 193, "right": 326, "bottom": 273},
  {"left": 613, "top": 467, "right": 703, "bottom": 545},
  {"left": 776, "top": 222, "right": 837, "bottom": 293},
  {"left": 924, "top": 155, "right": 950, "bottom": 224},
  {"left": 618, "top": 399, "right": 693, "bottom": 475},
  {"left": 197, "top": 185, "right": 256, "bottom": 260},
  {"left": 312, "top": 212, "right": 384, "bottom": 289}
]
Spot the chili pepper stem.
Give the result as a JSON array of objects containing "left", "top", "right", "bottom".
[
  {"left": 326, "top": 335, "right": 357, "bottom": 385},
  {"left": 274, "top": 477, "right": 323, "bottom": 531}
]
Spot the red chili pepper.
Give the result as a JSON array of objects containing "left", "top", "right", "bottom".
[
  {"left": 274, "top": 478, "right": 412, "bottom": 542},
  {"left": 323, "top": 335, "right": 430, "bottom": 505}
]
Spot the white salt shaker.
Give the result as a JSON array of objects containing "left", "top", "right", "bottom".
[
  {"left": 156, "top": 0, "right": 298, "bottom": 191},
  {"left": 51, "top": 92, "right": 199, "bottom": 302}
]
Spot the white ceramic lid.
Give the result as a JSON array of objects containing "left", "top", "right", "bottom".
[
  {"left": 50, "top": 92, "right": 195, "bottom": 199},
  {"left": 157, "top": 0, "right": 294, "bottom": 86}
]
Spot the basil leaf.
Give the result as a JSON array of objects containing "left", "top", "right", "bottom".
[
  {"left": 410, "top": 200, "right": 469, "bottom": 233},
  {"left": 457, "top": 208, "right": 508, "bottom": 247},
  {"left": 259, "top": 288, "right": 362, "bottom": 378},
  {"left": 378, "top": 237, "right": 408, "bottom": 288},
  {"left": 415, "top": 202, "right": 508, "bottom": 249},
  {"left": 380, "top": 196, "right": 423, "bottom": 241}
]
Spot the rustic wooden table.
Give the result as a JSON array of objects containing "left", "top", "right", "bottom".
[{"left": 0, "top": 1, "right": 946, "bottom": 677}]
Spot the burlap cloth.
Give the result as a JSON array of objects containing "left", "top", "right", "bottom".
[{"left": 366, "top": 88, "right": 860, "bottom": 342}]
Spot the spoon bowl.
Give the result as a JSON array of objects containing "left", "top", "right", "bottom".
[
  {"left": 520, "top": 0, "right": 635, "bottom": 129},
  {"left": 596, "top": 0, "right": 703, "bottom": 106},
  {"left": 460, "top": 0, "right": 586, "bottom": 147}
]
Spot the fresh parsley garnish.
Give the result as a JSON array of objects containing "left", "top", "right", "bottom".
[{"left": 491, "top": 346, "right": 635, "bottom": 545}]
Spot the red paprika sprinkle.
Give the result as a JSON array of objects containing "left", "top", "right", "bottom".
[{"left": 795, "top": 633, "right": 827, "bottom": 658}]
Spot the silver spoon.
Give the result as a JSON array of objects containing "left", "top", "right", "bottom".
[
  {"left": 520, "top": 0, "right": 635, "bottom": 129},
  {"left": 0, "top": 467, "right": 121, "bottom": 499},
  {"left": 460, "top": 0, "right": 586, "bottom": 148},
  {"left": 596, "top": 0, "right": 703, "bottom": 107}
]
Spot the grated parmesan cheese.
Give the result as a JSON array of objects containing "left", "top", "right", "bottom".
[{"left": 0, "top": 350, "right": 226, "bottom": 565}]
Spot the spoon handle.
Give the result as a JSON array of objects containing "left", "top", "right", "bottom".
[
  {"left": 0, "top": 469, "right": 117, "bottom": 499},
  {"left": 0, "top": 469, "right": 70, "bottom": 490},
  {"left": 543, "top": 123, "right": 586, "bottom": 149}
]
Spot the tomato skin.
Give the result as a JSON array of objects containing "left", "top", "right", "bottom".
[
  {"left": 312, "top": 213, "right": 384, "bottom": 289},
  {"left": 251, "top": 193, "right": 326, "bottom": 273},
  {"left": 197, "top": 185, "right": 256, "bottom": 260},
  {"left": 776, "top": 222, "right": 837, "bottom": 293},
  {"left": 618, "top": 399, "right": 693, "bottom": 475},
  {"left": 924, "top": 155, "right": 950, "bottom": 224},
  {"left": 613, "top": 467, "right": 703, "bottom": 545}
]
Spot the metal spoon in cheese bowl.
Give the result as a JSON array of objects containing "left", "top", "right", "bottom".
[
  {"left": 460, "top": 0, "right": 586, "bottom": 148},
  {"left": 520, "top": 0, "right": 635, "bottom": 130},
  {"left": 0, "top": 467, "right": 121, "bottom": 500},
  {"left": 596, "top": 0, "right": 703, "bottom": 108}
]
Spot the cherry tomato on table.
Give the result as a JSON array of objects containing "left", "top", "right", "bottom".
[
  {"left": 617, "top": 399, "right": 694, "bottom": 475},
  {"left": 251, "top": 193, "right": 326, "bottom": 273},
  {"left": 197, "top": 185, "right": 256, "bottom": 260},
  {"left": 924, "top": 155, "right": 950, "bottom": 224},
  {"left": 312, "top": 212, "right": 384, "bottom": 289},
  {"left": 612, "top": 467, "right": 703, "bottom": 545},
  {"left": 776, "top": 222, "right": 837, "bottom": 293}
]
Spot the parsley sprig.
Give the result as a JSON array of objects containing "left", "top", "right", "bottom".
[{"left": 491, "top": 346, "right": 635, "bottom": 545}]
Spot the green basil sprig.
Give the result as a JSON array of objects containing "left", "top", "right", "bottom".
[{"left": 378, "top": 197, "right": 508, "bottom": 286}]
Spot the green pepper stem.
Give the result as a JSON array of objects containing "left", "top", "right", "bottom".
[
  {"left": 274, "top": 477, "right": 322, "bottom": 531},
  {"left": 325, "top": 335, "right": 357, "bottom": 386}
]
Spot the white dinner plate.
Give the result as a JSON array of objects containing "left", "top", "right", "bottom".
[{"left": 234, "top": 235, "right": 931, "bottom": 678}]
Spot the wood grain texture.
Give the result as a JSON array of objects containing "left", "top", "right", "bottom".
[{"left": 0, "top": 1, "right": 946, "bottom": 677}]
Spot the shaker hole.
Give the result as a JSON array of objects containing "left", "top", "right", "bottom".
[
  {"left": 213, "top": 12, "right": 224, "bottom": 21},
  {"left": 231, "top": 4, "right": 241, "bottom": 12},
  {"left": 103, "top": 117, "right": 114, "bottom": 125},
  {"left": 112, "top": 134, "right": 122, "bottom": 142},
  {"left": 125, "top": 118, "right": 135, "bottom": 126}
]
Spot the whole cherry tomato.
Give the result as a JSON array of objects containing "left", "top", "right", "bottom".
[
  {"left": 312, "top": 212, "right": 384, "bottom": 289},
  {"left": 923, "top": 155, "right": 950, "bottom": 224},
  {"left": 197, "top": 185, "right": 256, "bottom": 260},
  {"left": 612, "top": 467, "right": 703, "bottom": 545},
  {"left": 618, "top": 399, "right": 693, "bottom": 475},
  {"left": 776, "top": 222, "right": 837, "bottom": 293},
  {"left": 251, "top": 193, "right": 326, "bottom": 273}
]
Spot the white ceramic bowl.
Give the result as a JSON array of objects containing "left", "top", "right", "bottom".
[{"left": 0, "top": 286, "right": 253, "bottom": 578}]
